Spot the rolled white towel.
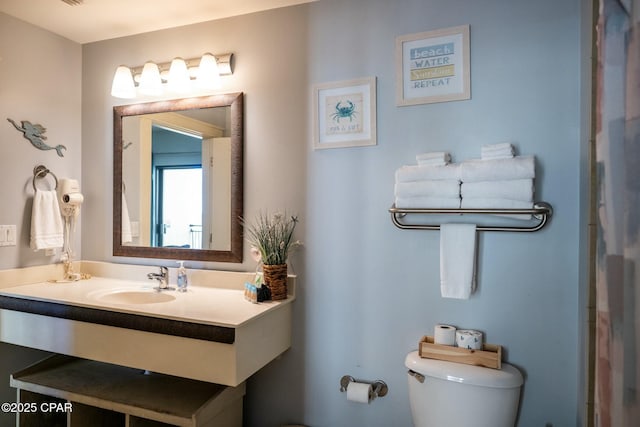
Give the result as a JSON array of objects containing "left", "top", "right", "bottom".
[
  {"left": 395, "top": 180, "right": 460, "bottom": 199},
  {"left": 461, "top": 179, "right": 534, "bottom": 202},
  {"left": 416, "top": 151, "right": 451, "bottom": 166},
  {"left": 395, "top": 163, "right": 461, "bottom": 183},
  {"left": 460, "top": 198, "right": 533, "bottom": 220},
  {"left": 395, "top": 196, "right": 461, "bottom": 209},
  {"left": 459, "top": 156, "right": 535, "bottom": 182},
  {"left": 481, "top": 143, "right": 514, "bottom": 159}
]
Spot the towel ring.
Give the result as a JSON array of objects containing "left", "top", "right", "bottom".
[{"left": 32, "top": 165, "right": 58, "bottom": 191}]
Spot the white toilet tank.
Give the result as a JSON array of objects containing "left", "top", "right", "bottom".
[{"left": 405, "top": 351, "right": 523, "bottom": 427}]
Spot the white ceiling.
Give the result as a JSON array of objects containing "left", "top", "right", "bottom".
[{"left": 0, "top": 0, "right": 315, "bottom": 44}]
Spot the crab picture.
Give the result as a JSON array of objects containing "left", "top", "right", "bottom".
[{"left": 331, "top": 100, "right": 357, "bottom": 123}]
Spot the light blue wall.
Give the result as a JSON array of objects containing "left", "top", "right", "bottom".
[{"left": 250, "top": 0, "right": 584, "bottom": 426}]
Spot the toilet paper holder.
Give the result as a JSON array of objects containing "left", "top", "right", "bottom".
[{"left": 339, "top": 375, "right": 388, "bottom": 398}]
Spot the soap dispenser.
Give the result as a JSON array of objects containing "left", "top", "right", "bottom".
[{"left": 177, "top": 261, "right": 188, "bottom": 292}]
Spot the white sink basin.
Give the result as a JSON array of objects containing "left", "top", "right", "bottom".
[{"left": 91, "top": 289, "right": 176, "bottom": 305}]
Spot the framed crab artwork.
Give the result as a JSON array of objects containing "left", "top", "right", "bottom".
[{"left": 312, "top": 76, "right": 376, "bottom": 150}]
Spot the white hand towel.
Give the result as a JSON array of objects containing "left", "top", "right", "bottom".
[
  {"left": 481, "top": 143, "right": 514, "bottom": 159},
  {"left": 440, "top": 223, "right": 477, "bottom": 299},
  {"left": 395, "top": 180, "right": 460, "bottom": 199},
  {"left": 461, "top": 179, "right": 534, "bottom": 202},
  {"left": 461, "top": 198, "right": 533, "bottom": 220},
  {"left": 416, "top": 151, "right": 451, "bottom": 166},
  {"left": 459, "top": 156, "right": 535, "bottom": 182},
  {"left": 121, "top": 193, "right": 133, "bottom": 243},
  {"left": 30, "top": 190, "right": 64, "bottom": 251},
  {"left": 395, "top": 163, "right": 461, "bottom": 183},
  {"left": 395, "top": 196, "right": 461, "bottom": 209}
]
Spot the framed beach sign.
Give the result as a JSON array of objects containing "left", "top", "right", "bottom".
[
  {"left": 312, "top": 77, "right": 377, "bottom": 150},
  {"left": 396, "top": 25, "right": 470, "bottom": 106}
]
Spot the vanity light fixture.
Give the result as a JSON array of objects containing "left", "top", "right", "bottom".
[{"left": 111, "top": 53, "right": 233, "bottom": 99}]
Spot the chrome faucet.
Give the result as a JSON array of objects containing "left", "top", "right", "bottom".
[{"left": 147, "top": 266, "right": 170, "bottom": 290}]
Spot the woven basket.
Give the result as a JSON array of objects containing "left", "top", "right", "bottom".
[{"left": 262, "top": 263, "right": 288, "bottom": 300}]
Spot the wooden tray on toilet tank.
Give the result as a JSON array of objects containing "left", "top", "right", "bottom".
[{"left": 418, "top": 336, "right": 502, "bottom": 369}]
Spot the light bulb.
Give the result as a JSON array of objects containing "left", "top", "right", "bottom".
[
  {"left": 196, "top": 53, "right": 221, "bottom": 90},
  {"left": 110, "top": 66, "right": 136, "bottom": 98},
  {"left": 138, "top": 61, "right": 163, "bottom": 96},
  {"left": 168, "top": 57, "right": 191, "bottom": 93}
]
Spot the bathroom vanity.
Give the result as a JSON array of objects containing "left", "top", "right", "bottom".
[{"left": 0, "top": 261, "right": 295, "bottom": 426}]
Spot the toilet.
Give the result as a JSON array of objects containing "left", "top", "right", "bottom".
[{"left": 405, "top": 351, "right": 523, "bottom": 427}]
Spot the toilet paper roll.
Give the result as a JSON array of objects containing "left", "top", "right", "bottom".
[
  {"left": 347, "top": 382, "right": 372, "bottom": 404},
  {"left": 455, "top": 329, "right": 484, "bottom": 349},
  {"left": 434, "top": 324, "right": 457, "bottom": 346},
  {"left": 62, "top": 193, "right": 84, "bottom": 205}
]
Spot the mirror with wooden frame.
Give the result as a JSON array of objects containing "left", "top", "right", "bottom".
[{"left": 113, "top": 92, "right": 243, "bottom": 262}]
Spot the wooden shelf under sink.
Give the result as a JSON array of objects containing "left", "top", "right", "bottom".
[{"left": 10, "top": 355, "right": 245, "bottom": 427}]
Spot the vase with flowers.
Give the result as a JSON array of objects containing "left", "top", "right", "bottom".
[{"left": 245, "top": 212, "right": 298, "bottom": 300}]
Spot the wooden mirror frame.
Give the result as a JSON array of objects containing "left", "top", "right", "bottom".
[{"left": 113, "top": 92, "right": 244, "bottom": 263}]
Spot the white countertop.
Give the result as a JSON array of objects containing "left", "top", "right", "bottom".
[{"left": 0, "top": 276, "right": 291, "bottom": 328}]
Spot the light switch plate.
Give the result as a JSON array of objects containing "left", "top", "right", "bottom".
[{"left": 0, "top": 225, "right": 16, "bottom": 246}]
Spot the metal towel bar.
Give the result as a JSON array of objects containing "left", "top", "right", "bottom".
[{"left": 389, "top": 202, "right": 552, "bottom": 232}]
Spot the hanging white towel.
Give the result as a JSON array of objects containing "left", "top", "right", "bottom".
[
  {"left": 30, "top": 190, "right": 64, "bottom": 251},
  {"left": 440, "top": 223, "right": 477, "bottom": 299},
  {"left": 121, "top": 193, "right": 133, "bottom": 243}
]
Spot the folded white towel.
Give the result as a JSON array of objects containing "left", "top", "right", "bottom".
[
  {"left": 121, "top": 193, "right": 133, "bottom": 243},
  {"left": 481, "top": 143, "right": 514, "bottom": 159},
  {"left": 416, "top": 151, "right": 451, "bottom": 166},
  {"left": 395, "top": 180, "right": 460, "bottom": 199},
  {"left": 30, "top": 190, "right": 64, "bottom": 251},
  {"left": 440, "top": 223, "right": 477, "bottom": 299},
  {"left": 395, "top": 163, "right": 461, "bottom": 183},
  {"left": 417, "top": 158, "right": 450, "bottom": 166},
  {"left": 461, "top": 198, "right": 533, "bottom": 220},
  {"left": 461, "top": 179, "right": 534, "bottom": 202},
  {"left": 459, "top": 156, "right": 535, "bottom": 182},
  {"left": 395, "top": 196, "right": 461, "bottom": 209},
  {"left": 481, "top": 152, "right": 515, "bottom": 160}
]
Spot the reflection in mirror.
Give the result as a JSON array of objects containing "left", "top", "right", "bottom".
[{"left": 114, "top": 93, "right": 243, "bottom": 262}]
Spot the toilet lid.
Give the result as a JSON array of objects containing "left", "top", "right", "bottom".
[{"left": 405, "top": 351, "right": 523, "bottom": 388}]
